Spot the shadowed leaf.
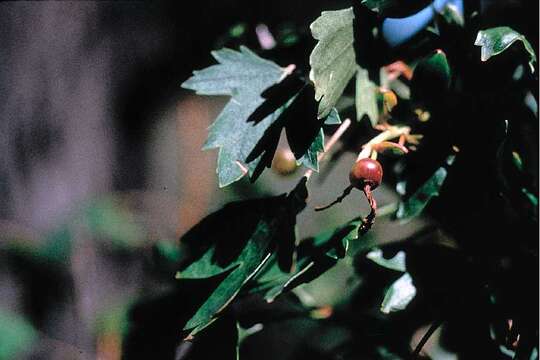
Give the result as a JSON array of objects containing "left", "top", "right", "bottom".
[
  {"left": 182, "top": 46, "right": 288, "bottom": 187},
  {"left": 176, "top": 178, "right": 308, "bottom": 334},
  {"left": 396, "top": 155, "right": 455, "bottom": 220},
  {"left": 361, "top": 0, "right": 432, "bottom": 19},
  {"left": 247, "top": 85, "right": 341, "bottom": 181},
  {"left": 249, "top": 217, "right": 365, "bottom": 303}
]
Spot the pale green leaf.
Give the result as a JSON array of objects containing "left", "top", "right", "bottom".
[
  {"left": 475, "top": 27, "right": 537, "bottom": 73},
  {"left": 355, "top": 68, "right": 378, "bottom": 126},
  {"left": 380, "top": 272, "right": 416, "bottom": 314},
  {"left": 309, "top": 8, "right": 357, "bottom": 119}
]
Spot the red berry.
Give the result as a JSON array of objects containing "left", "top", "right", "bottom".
[{"left": 349, "top": 158, "right": 383, "bottom": 190}]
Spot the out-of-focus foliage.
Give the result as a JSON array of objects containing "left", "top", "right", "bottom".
[{"left": 0, "top": 309, "right": 37, "bottom": 359}]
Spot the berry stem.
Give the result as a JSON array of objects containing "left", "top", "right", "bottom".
[
  {"left": 305, "top": 118, "right": 352, "bottom": 180},
  {"left": 357, "top": 125, "right": 411, "bottom": 161},
  {"left": 314, "top": 185, "right": 354, "bottom": 211},
  {"left": 359, "top": 184, "right": 377, "bottom": 234}
]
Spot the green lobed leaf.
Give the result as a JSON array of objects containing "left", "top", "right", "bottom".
[
  {"left": 474, "top": 26, "right": 537, "bottom": 73},
  {"left": 396, "top": 155, "right": 454, "bottom": 220},
  {"left": 355, "top": 67, "right": 379, "bottom": 126},
  {"left": 361, "top": 0, "right": 432, "bottom": 19},
  {"left": 182, "top": 46, "right": 288, "bottom": 187},
  {"left": 183, "top": 47, "right": 340, "bottom": 186},
  {"left": 176, "top": 178, "right": 308, "bottom": 334},
  {"left": 380, "top": 272, "right": 416, "bottom": 314},
  {"left": 309, "top": 8, "right": 357, "bottom": 119},
  {"left": 250, "top": 217, "right": 365, "bottom": 303}
]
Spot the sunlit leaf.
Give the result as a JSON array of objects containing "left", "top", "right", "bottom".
[
  {"left": 475, "top": 27, "right": 537, "bottom": 73},
  {"left": 355, "top": 68, "right": 378, "bottom": 126},
  {"left": 183, "top": 47, "right": 337, "bottom": 186},
  {"left": 309, "top": 8, "right": 357, "bottom": 118},
  {"left": 380, "top": 272, "right": 416, "bottom": 313}
]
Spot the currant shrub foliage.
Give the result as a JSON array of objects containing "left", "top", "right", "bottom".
[{"left": 161, "top": 1, "right": 538, "bottom": 359}]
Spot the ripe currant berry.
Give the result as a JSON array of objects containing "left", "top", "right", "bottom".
[
  {"left": 315, "top": 158, "right": 383, "bottom": 213},
  {"left": 349, "top": 158, "right": 383, "bottom": 190}
]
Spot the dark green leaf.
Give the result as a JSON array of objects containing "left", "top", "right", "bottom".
[
  {"left": 361, "top": 0, "right": 432, "bottom": 18},
  {"left": 522, "top": 188, "right": 539, "bottom": 207},
  {"left": 396, "top": 156, "right": 454, "bottom": 220},
  {"left": 475, "top": 26, "right": 537, "bottom": 73},
  {"left": 410, "top": 50, "right": 451, "bottom": 106},
  {"left": 250, "top": 217, "right": 364, "bottom": 303},
  {"left": 309, "top": 8, "right": 357, "bottom": 119},
  {"left": 182, "top": 46, "right": 288, "bottom": 187},
  {"left": 183, "top": 314, "right": 239, "bottom": 360},
  {"left": 176, "top": 178, "right": 308, "bottom": 334}
]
